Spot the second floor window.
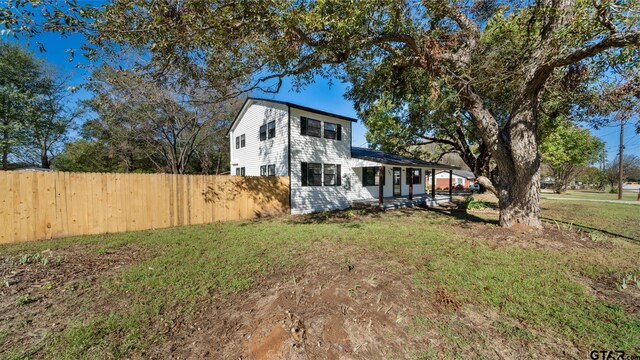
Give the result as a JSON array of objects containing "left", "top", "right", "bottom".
[
  {"left": 259, "top": 125, "right": 267, "bottom": 141},
  {"left": 235, "top": 135, "right": 245, "bottom": 149},
  {"left": 324, "top": 122, "right": 342, "bottom": 140},
  {"left": 300, "top": 117, "right": 321, "bottom": 138},
  {"left": 267, "top": 121, "right": 276, "bottom": 139}
]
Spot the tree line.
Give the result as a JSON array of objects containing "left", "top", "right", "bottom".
[
  {"left": 3, "top": 0, "right": 640, "bottom": 227},
  {"left": 0, "top": 42, "right": 235, "bottom": 174}
]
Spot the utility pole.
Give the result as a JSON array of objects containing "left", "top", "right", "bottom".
[{"left": 618, "top": 119, "right": 624, "bottom": 200}]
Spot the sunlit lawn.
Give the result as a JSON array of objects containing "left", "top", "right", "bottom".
[
  {"left": 541, "top": 189, "right": 638, "bottom": 202},
  {"left": 1, "top": 204, "right": 639, "bottom": 359}
]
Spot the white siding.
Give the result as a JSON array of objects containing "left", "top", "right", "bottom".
[
  {"left": 230, "top": 99, "right": 436, "bottom": 215},
  {"left": 229, "top": 100, "right": 289, "bottom": 176},
  {"left": 289, "top": 108, "right": 368, "bottom": 214},
  {"left": 353, "top": 166, "right": 428, "bottom": 199}
]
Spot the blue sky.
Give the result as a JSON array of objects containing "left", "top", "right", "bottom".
[{"left": 8, "top": 29, "right": 638, "bottom": 162}]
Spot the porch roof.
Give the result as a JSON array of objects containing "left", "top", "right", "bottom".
[{"left": 350, "top": 147, "right": 458, "bottom": 169}]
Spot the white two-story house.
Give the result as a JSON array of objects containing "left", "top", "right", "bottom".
[{"left": 228, "top": 98, "right": 457, "bottom": 214}]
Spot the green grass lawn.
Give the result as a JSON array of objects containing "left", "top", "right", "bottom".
[
  {"left": 541, "top": 200, "right": 640, "bottom": 240},
  {"left": 1, "top": 206, "right": 639, "bottom": 359},
  {"left": 541, "top": 189, "right": 639, "bottom": 202}
]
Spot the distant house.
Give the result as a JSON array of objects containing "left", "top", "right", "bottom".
[
  {"left": 228, "top": 98, "right": 457, "bottom": 214},
  {"left": 431, "top": 170, "right": 476, "bottom": 190}
]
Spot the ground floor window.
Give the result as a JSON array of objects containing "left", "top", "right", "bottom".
[
  {"left": 261, "top": 165, "right": 276, "bottom": 176},
  {"left": 362, "top": 166, "right": 383, "bottom": 186},
  {"left": 301, "top": 162, "right": 322, "bottom": 186},
  {"left": 406, "top": 169, "right": 422, "bottom": 184},
  {"left": 236, "top": 167, "right": 245, "bottom": 176},
  {"left": 323, "top": 164, "right": 341, "bottom": 186}
]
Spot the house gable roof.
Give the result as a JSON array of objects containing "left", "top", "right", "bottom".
[
  {"left": 351, "top": 147, "right": 458, "bottom": 169},
  {"left": 437, "top": 169, "right": 476, "bottom": 179},
  {"left": 227, "top": 97, "right": 358, "bottom": 136}
]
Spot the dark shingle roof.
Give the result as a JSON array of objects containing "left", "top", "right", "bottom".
[
  {"left": 228, "top": 97, "right": 358, "bottom": 135},
  {"left": 351, "top": 147, "right": 458, "bottom": 169}
]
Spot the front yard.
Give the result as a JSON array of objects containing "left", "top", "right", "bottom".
[{"left": 1, "top": 202, "right": 639, "bottom": 359}]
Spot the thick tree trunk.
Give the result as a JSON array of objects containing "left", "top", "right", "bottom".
[
  {"left": 494, "top": 94, "right": 543, "bottom": 228},
  {"left": 496, "top": 168, "right": 542, "bottom": 228}
]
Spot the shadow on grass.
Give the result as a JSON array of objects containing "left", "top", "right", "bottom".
[
  {"left": 286, "top": 205, "right": 500, "bottom": 228},
  {"left": 428, "top": 207, "right": 499, "bottom": 225},
  {"left": 287, "top": 207, "right": 385, "bottom": 225},
  {"left": 540, "top": 216, "right": 640, "bottom": 244}
]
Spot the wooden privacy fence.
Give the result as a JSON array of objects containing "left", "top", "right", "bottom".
[{"left": 0, "top": 171, "right": 290, "bottom": 244}]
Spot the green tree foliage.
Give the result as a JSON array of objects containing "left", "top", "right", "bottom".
[
  {"left": 540, "top": 123, "right": 604, "bottom": 193},
  {"left": 0, "top": 42, "right": 40, "bottom": 169},
  {"left": 4, "top": 1, "right": 640, "bottom": 227},
  {"left": 80, "top": 66, "right": 234, "bottom": 174},
  {"left": 0, "top": 42, "right": 78, "bottom": 169},
  {"left": 575, "top": 166, "right": 607, "bottom": 191},
  {"left": 52, "top": 139, "right": 121, "bottom": 172},
  {"left": 18, "top": 69, "right": 81, "bottom": 168}
]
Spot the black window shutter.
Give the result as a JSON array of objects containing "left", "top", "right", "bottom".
[
  {"left": 336, "top": 164, "right": 341, "bottom": 186},
  {"left": 301, "top": 162, "right": 308, "bottom": 186},
  {"left": 406, "top": 168, "right": 411, "bottom": 185},
  {"left": 300, "top": 117, "right": 307, "bottom": 135},
  {"left": 337, "top": 124, "right": 342, "bottom": 141}
]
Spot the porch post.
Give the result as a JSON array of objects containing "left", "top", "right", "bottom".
[
  {"left": 378, "top": 165, "right": 384, "bottom": 207},
  {"left": 408, "top": 167, "right": 413, "bottom": 200},
  {"left": 431, "top": 169, "right": 436, "bottom": 199},
  {"left": 448, "top": 170, "right": 453, "bottom": 201}
]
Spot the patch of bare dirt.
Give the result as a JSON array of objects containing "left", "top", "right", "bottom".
[
  {"left": 154, "top": 243, "right": 582, "bottom": 360},
  {"left": 153, "top": 244, "right": 440, "bottom": 359},
  {"left": 0, "top": 245, "right": 145, "bottom": 355},
  {"left": 452, "top": 215, "right": 612, "bottom": 251},
  {"left": 579, "top": 276, "right": 640, "bottom": 317}
]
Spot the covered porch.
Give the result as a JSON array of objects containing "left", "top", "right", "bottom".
[
  {"left": 350, "top": 147, "right": 459, "bottom": 208},
  {"left": 351, "top": 193, "right": 452, "bottom": 209}
]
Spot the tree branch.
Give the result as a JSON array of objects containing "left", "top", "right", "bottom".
[{"left": 547, "top": 31, "right": 640, "bottom": 68}]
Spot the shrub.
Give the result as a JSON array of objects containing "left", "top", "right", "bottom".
[{"left": 458, "top": 196, "right": 492, "bottom": 210}]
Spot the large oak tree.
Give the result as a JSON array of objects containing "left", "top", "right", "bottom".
[{"left": 5, "top": 0, "right": 639, "bottom": 227}]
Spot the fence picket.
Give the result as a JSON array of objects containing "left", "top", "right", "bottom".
[{"left": 0, "top": 171, "right": 289, "bottom": 244}]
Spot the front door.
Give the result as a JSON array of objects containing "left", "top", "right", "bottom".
[{"left": 393, "top": 167, "right": 401, "bottom": 197}]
